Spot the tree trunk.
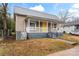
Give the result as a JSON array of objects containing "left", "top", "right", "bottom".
[
  {"left": 2, "top": 3, "right": 8, "bottom": 39},
  {"left": 3, "top": 13, "right": 7, "bottom": 39}
]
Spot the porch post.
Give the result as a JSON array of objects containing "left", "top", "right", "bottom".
[
  {"left": 39, "top": 20, "right": 40, "bottom": 33},
  {"left": 47, "top": 21, "right": 48, "bottom": 32},
  {"left": 51, "top": 22, "right": 52, "bottom": 32},
  {"left": 27, "top": 18, "right": 30, "bottom": 33}
]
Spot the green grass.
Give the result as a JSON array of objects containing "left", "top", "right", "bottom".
[{"left": 0, "top": 38, "right": 73, "bottom": 56}]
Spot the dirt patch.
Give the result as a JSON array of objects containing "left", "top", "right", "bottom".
[
  {"left": 0, "top": 38, "right": 73, "bottom": 56},
  {"left": 59, "top": 34, "right": 79, "bottom": 44}
]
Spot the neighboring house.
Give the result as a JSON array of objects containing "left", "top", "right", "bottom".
[
  {"left": 14, "top": 7, "right": 64, "bottom": 40},
  {"left": 63, "top": 18, "right": 79, "bottom": 35}
]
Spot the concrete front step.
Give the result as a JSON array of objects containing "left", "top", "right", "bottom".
[{"left": 57, "top": 39, "right": 77, "bottom": 45}]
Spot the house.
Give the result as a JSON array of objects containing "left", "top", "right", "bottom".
[
  {"left": 14, "top": 7, "right": 64, "bottom": 40},
  {"left": 63, "top": 18, "right": 79, "bottom": 35}
]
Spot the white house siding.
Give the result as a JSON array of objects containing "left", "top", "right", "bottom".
[
  {"left": 57, "top": 24, "right": 64, "bottom": 32},
  {"left": 15, "top": 15, "right": 27, "bottom": 40},
  {"left": 16, "top": 15, "right": 26, "bottom": 32},
  {"left": 63, "top": 26, "right": 75, "bottom": 33}
]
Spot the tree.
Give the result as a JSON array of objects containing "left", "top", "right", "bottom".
[
  {"left": 0, "top": 3, "right": 15, "bottom": 39},
  {"left": 7, "top": 16, "right": 15, "bottom": 32},
  {"left": 2, "top": 3, "right": 8, "bottom": 39},
  {"left": 58, "top": 9, "right": 72, "bottom": 22},
  {"left": 0, "top": 13, "right": 3, "bottom": 30},
  {"left": 0, "top": 8, "right": 3, "bottom": 29}
]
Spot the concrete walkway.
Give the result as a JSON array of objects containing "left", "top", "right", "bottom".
[{"left": 48, "top": 45, "right": 79, "bottom": 56}]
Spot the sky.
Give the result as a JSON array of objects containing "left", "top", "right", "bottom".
[{"left": 7, "top": 3, "right": 79, "bottom": 19}]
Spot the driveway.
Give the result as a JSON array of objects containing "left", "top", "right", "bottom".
[{"left": 48, "top": 45, "right": 79, "bottom": 56}]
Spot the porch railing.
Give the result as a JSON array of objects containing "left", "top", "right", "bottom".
[
  {"left": 51, "top": 28, "right": 58, "bottom": 32},
  {"left": 26, "top": 27, "right": 58, "bottom": 33}
]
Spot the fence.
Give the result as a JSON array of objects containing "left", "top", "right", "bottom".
[{"left": 0, "top": 29, "right": 13, "bottom": 39}]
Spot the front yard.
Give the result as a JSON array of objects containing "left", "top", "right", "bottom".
[
  {"left": 0, "top": 38, "right": 73, "bottom": 56},
  {"left": 59, "top": 34, "right": 79, "bottom": 44}
]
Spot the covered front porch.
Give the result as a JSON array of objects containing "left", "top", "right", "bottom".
[
  {"left": 25, "top": 17, "right": 58, "bottom": 33},
  {"left": 23, "top": 16, "right": 63, "bottom": 39}
]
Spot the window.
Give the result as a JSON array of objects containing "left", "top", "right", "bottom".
[
  {"left": 36, "top": 21, "right": 39, "bottom": 27},
  {"left": 76, "top": 25, "right": 79, "bottom": 29},
  {"left": 30, "top": 21, "right": 36, "bottom": 32},
  {"left": 54, "top": 24, "right": 57, "bottom": 28},
  {"left": 30, "top": 21, "right": 36, "bottom": 27},
  {"left": 40, "top": 22, "right": 43, "bottom": 27}
]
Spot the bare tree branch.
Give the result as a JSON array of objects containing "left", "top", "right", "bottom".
[{"left": 58, "top": 9, "right": 72, "bottom": 22}]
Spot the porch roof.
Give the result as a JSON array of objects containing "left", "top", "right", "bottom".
[{"left": 14, "top": 7, "right": 64, "bottom": 23}]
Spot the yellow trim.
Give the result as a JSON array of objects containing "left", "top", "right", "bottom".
[{"left": 42, "top": 21, "right": 47, "bottom": 32}]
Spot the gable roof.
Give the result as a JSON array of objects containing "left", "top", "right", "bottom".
[{"left": 14, "top": 7, "right": 64, "bottom": 23}]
